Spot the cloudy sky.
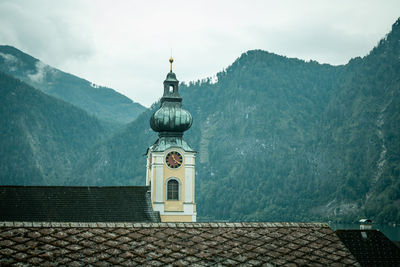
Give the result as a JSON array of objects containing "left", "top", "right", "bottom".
[{"left": 0, "top": 0, "right": 399, "bottom": 107}]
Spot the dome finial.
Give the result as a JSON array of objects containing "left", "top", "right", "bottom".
[{"left": 169, "top": 57, "right": 174, "bottom": 72}]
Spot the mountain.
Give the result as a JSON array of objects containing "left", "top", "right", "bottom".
[
  {"left": 0, "top": 45, "right": 145, "bottom": 124},
  {"left": 70, "top": 18, "right": 400, "bottom": 224},
  {"left": 0, "top": 71, "right": 110, "bottom": 185},
  {"left": 70, "top": 107, "right": 157, "bottom": 186},
  {"left": 3, "top": 19, "right": 399, "bottom": 224},
  {"left": 317, "top": 20, "right": 400, "bottom": 223}
]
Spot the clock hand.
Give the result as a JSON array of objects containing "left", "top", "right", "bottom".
[{"left": 169, "top": 154, "right": 181, "bottom": 165}]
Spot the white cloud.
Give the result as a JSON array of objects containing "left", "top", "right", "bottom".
[
  {"left": 27, "top": 61, "right": 47, "bottom": 84},
  {"left": 0, "top": 0, "right": 95, "bottom": 66},
  {"left": 0, "top": 52, "right": 18, "bottom": 64},
  {"left": 0, "top": 0, "right": 399, "bottom": 106}
]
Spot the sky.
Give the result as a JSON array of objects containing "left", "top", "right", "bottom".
[{"left": 0, "top": 0, "right": 399, "bottom": 107}]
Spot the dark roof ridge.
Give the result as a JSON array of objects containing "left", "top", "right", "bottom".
[
  {"left": 0, "top": 221, "right": 329, "bottom": 228},
  {"left": 0, "top": 186, "right": 160, "bottom": 222}
]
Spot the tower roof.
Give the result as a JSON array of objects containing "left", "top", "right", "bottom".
[{"left": 150, "top": 59, "right": 192, "bottom": 137}]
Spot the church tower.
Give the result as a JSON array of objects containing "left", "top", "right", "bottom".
[{"left": 146, "top": 58, "right": 196, "bottom": 222}]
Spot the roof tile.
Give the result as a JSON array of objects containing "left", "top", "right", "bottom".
[
  {"left": 52, "top": 239, "right": 69, "bottom": 248},
  {"left": 0, "top": 247, "right": 15, "bottom": 256},
  {"left": 93, "top": 260, "right": 111, "bottom": 267},
  {"left": 67, "top": 252, "right": 84, "bottom": 260},
  {"left": 0, "top": 239, "right": 14, "bottom": 247},
  {"left": 89, "top": 228, "right": 107, "bottom": 235},
  {"left": 27, "top": 256, "right": 43, "bottom": 265},
  {"left": 158, "top": 256, "right": 175, "bottom": 264},
  {"left": 247, "top": 259, "right": 262, "bottom": 265},
  {"left": 82, "top": 256, "right": 98, "bottom": 264},
  {"left": 37, "top": 235, "right": 56, "bottom": 244},
  {"left": 107, "top": 256, "right": 125, "bottom": 264},
  {"left": 93, "top": 252, "right": 111, "bottom": 260},
  {"left": 105, "top": 247, "right": 121, "bottom": 256},
  {"left": 273, "top": 258, "right": 288, "bottom": 265},
  {"left": 69, "top": 260, "right": 85, "bottom": 267},
  {"left": 222, "top": 258, "right": 238, "bottom": 265}
]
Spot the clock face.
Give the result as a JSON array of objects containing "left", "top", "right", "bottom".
[{"left": 166, "top": 151, "right": 183, "bottom": 169}]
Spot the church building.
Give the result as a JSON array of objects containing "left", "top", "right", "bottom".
[{"left": 146, "top": 58, "right": 197, "bottom": 222}]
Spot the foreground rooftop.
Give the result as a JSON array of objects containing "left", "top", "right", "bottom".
[{"left": 0, "top": 222, "right": 359, "bottom": 266}]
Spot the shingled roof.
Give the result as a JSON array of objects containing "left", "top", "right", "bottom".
[
  {"left": 336, "top": 229, "right": 400, "bottom": 266},
  {"left": 0, "top": 222, "right": 359, "bottom": 266},
  {"left": 0, "top": 186, "right": 160, "bottom": 223}
]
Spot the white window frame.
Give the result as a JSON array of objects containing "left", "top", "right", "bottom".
[{"left": 166, "top": 177, "right": 181, "bottom": 201}]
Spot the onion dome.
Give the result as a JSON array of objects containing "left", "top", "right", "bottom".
[
  {"left": 150, "top": 58, "right": 192, "bottom": 137},
  {"left": 150, "top": 104, "right": 192, "bottom": 134}
]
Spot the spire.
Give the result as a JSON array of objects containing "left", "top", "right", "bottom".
[
  {"left": 169, "top": 57, "right": 174, "bottom": 72},
  {"left": 150, "top": 59, "right": 192, "bottom": 137}
]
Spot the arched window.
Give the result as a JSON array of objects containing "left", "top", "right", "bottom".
[{"left": 167, "top": 179, "right": 179, "bottom": 200}]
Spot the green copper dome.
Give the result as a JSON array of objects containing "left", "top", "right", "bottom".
[
  {"left": 150, "top": 68, "right": 192, "bottom": 137},
  {"left": 150, "top": 103, "right": 192, "bottom": 134}
]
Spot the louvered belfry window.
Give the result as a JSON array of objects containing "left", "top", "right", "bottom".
[{"left": 167, "top": 180, "right": 179, "bottom": 200}]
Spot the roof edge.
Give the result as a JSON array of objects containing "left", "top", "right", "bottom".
[
  {"left": 0, "top": 221, "right": 330, "bottom": 228},
  {"left": 0, "top": 185, "right": 149, "bottom": 189}
]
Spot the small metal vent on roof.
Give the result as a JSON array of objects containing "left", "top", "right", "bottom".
[{"left": 361, "top": 231, "right": 368, "bottom": 239}]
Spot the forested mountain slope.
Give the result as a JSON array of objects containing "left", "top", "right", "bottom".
[
  {"left": 70, "top": 106, "right": 157, "bottom": 186},
  {"left": 72, "top": 18, "right": 400, "bottom": 224},
  {"left": 0, "top": 72, "right": 110, "bottom": 185},
  {"left": 317, "top": 20, "right": 400, "bottom": 223},
  {"left": 0, "top": 46, "right": 145, "bottom": 124}
]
